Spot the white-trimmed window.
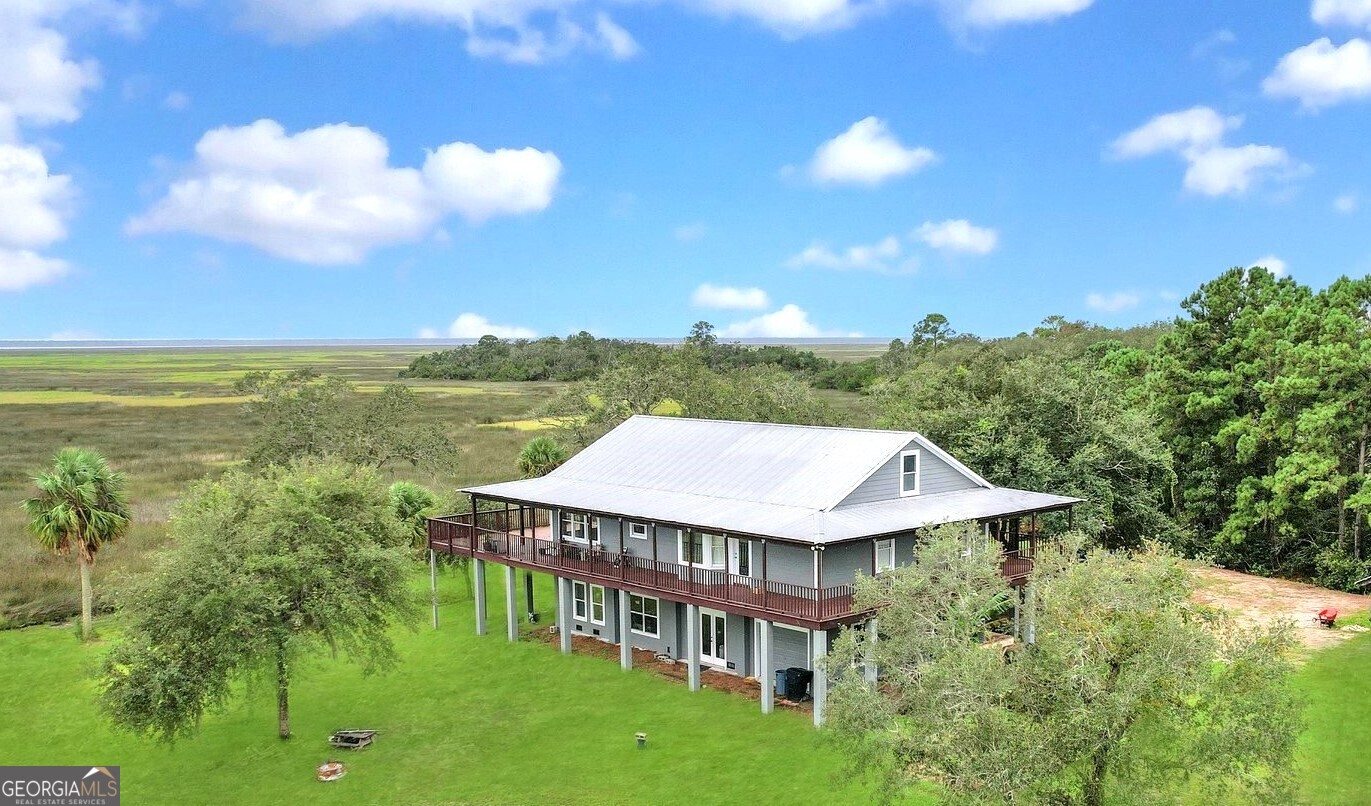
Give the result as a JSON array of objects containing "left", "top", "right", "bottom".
[
  {"left": 875, "top": 538, "right": 896, "bottom": 573},
  {"left": 629, "top": 522, "right": 649, "bottom": 540},
  {"left": 559, "top": 511, "right": 598, "bottom": 543},
  {"left": 629, "top": 594, "right": 659, "bottom": 637},
  {"left": 899, "top": 449, "right": 921, "bottom": 496},
  {"left": 572, "top": 581, "right": 606, "bottom": 625},
  {"left": 678, "top": 530, "right": 726, "bottom": 568},
  {"left": 590, "top": 585, "right": 605, "bottom": 624}
]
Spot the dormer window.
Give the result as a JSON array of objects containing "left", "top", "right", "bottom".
[{"left": 900, "top": 449, "right": 921, "bottom": 496}]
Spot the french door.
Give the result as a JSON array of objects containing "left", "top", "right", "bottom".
[{"left": 700, "top": 609, "right": 727, "bottom": 666}]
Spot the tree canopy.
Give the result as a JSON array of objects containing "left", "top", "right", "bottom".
[
  {"left": 99, "top": 460, "right": 418, "bottom": 741},
  {"left": 824, "top": 527, "right": 1303, "bottom": 805},
  {"left": 235, "top": 369, "right": 459, "bottom": 476}
]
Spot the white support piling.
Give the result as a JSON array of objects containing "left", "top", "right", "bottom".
[
  {"left": 863, "top": 618, "right": 879, "bottom": 686},
  {"left": 504, "top": 565, "right": 518, "bottom": 642},
  {"left": 429, "top": 549, "right": 438, "bottom": 630},
  {"left": 473, "top": 558, "right": 487, "bottom": 636},
  {"left": 812, "top": 628, "right": 828, "bottom": 727},
  {"left": 758, "top": 619, "right": 774, "bottom": 714},
  {"left": 618, "top": 589, "right": 633, "bottom": 670},
  {"left": 557, "top": 577, "right": 573, "bottom": 654},
  {"left": 686, "top": 604, "right": 701, "bottom": 692}
]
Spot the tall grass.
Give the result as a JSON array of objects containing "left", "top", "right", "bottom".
[{"left": 0, "top": 348, "right": 564, "bottom": 627}]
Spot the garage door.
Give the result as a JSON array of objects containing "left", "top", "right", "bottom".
[{"left": 771, "top": 624, "right": 810, "bottom": 672}]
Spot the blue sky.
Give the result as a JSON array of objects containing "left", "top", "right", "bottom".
[{"left": 2, "top": 0, "right": 1370, "bottom": 340}]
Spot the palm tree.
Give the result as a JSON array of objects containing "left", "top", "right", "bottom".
[
  {"left": 388, "top": 480, "right": 437, "bottom": 552},
  {"left": 23, "top": 448, "right": 131, "bottom": 641},
  {"left": 517, "top": 436, "right": 569, "bottom": 479}
]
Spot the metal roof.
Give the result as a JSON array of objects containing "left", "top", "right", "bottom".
[{"left": 464, "top": 416, "right": 1081, "bottom": 544}]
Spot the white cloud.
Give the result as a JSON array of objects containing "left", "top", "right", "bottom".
[
  {"left": 162, "top": 91, "right": 190, "bottom": 111},
  {"left": 948, "top": 0, "right": 1095, "bottom": 29},
  {"left": 0, "top": 2, "right": 135, "bottom": 290},
  {"left": 424, "top": 313, "right": 537, "bottom": 339},
  {"left": 1249, "top": 254, "right": 1288, "bottom": 277},
  {"left": 1107, "top": 106, "right": 1239, "bottom": 159},
  {"left": 1263, "top": 37, "right": 1371, "bottom": 109},
  {"left": 127, "top": 119, "right": 561, "bottom": 264},
  {"left": 1183, "top": 145, "right": 1298, "bottom": 197},
  {"left": 1085, "top": 291, "right": 1142, "bottom": 313},
  {"left": 594, "top": 13, "right": 640, "bottom": 59},
  {"left": 1313, "top": 0, "right": 1371, "bottom": 29},
  {"left": 691, "top": 283, "right": 770, "bottom": 310},
  {"left": 0, "top": 141, "right": 73, "bottom": 292},
  {"left": 241, "top": 0, "right": 638, "bottom": 63},
  {"left": 0, "top": 248, "right": 68, "bottom": 291},
  {"left": 1335, "top": 192, "right": 1359, "bottom": 213},
  {"left": 805, "top": 117, "right": 937, "bottom": 186},
  {"left": 914, "top": 219, "right": 999, "bottom": 255},
  {"left": 1110, "top": 106, "right": 1301, "bottom": 197},
  {"left": 423, "top": 140, "right": 563, "bottom": 224},
  {"left": 0, "top": 143, "right": 73, "bottom": 249},
  {"left": 718, "top": 304, "right": 857, "bottom": 338},
  {"left": 786, "top": 235, "right": 913, "bottom": 273},
  {"left": 674, "top": 222, "right": 707, "bottom": 242}
]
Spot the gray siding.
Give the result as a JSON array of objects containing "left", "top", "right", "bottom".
[
  {"left": 821, "top": 532, "right": 921, "bottom": 585},
  {"left": 822, "top": 539, "right": 871, "bottom": 586},
  {"left": 760, "top": 541, "right": 813, "bottom": 586},
  {"left": 836, "top": 439, "right": 979, "bottom": 507}
]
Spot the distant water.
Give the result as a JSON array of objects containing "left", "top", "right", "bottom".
[{"left": 0, "top": 337, "right": 892, "bottom": 351}]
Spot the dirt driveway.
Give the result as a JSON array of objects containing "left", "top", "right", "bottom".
[{"left": 1191, "top": 566, "right": 1371, "bottom": 650}]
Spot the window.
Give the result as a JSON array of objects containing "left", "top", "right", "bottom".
[
  {"left": 590, "top": 585, "right": 605, "bottom": 625},
  {"left": 572, "top": 581, "right": 588, "bottom": 620},
  {"left": 559, "top": 511, "right": 598, "bottom": 543},
  {"left": 875, "top": 539, "right": 895, "bottom": 573},
  {"left": 572, "top": 582, "right": 606, "bottom": 624},
  {"left": 629, "top": 594, "right": 659, "bottom": 637},
  {"left": 678, "top": 530, "right": 726, "bottom": 568},
  {"left": 899, "top": 449, "right": 921, "bottom": 496},
  {"left": 629, "top": 522, "right": 648, "bottom": 540}
]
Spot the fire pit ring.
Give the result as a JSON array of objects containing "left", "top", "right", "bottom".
[{"left": 316, "top": 761, "right": 347, "bottom": 782}]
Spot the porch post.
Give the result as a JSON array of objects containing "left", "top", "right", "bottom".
[
  {"left": 504, "top": 565, "right": 518, "bottom": 642},
  {"left": 429, "top": 549, "right": 439, "bottom": 630},
  {"left": 812, "top": 628, "right": 828, "bottom": 727},
  {"left": 524, "top": 571, "right": 536, "bottom": 622},
  {"left": 863, "top": 618, "right": 878, "bottom": 685},
  {"left": 1025, "top": 582, "right": 1037, "bottom": 645},
  {"left": 473, "top": 558, "right": 488, "bottom": 636},
  {"left": 557, "top": 576, "right": 573, "bottom": 654},
  {"left": 758, "top": 619, "right": 774, "bottom": 714},
  {"left": 618, "top": 589, "right": 633, "bottom": 671},
  {"left": 686, "top": 603, "right": 701, "bottom": 691}
]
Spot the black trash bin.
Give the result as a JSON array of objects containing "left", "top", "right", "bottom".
[{"left": 784, "top": 667, "right": 813, "bottom": 701}]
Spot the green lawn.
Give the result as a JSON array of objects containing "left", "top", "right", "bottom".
[
  {"left": 0, "top": 571, "right": 905, "bottom": 805},
  {"left": 1295, "top": 633, "right": 1371, "bottom": 805}
]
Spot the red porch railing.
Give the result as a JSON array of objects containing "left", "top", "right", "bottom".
[
  {"left": 429, "top": 511, "right": 1044, "bottom": 622},
  {"left": 428, "top": 512, "right": 856, "bottom": 623}
]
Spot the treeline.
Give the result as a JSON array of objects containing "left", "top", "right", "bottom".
[
  {"left": 399, "top": 324, "right": 842, "bottom": 383},
  {"left": 868, "top": 269, "right": 1371, "bottom": 588}
]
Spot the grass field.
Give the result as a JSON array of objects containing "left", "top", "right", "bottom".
[
  {"left": 0, "top": 348, "right": 565, "bottom": 626},
  {"left": 0, "top": 570, "right": 1367, "bottom": 804},
  {"left": 0, "top": 572, "right": 912, "bottom": 805}
]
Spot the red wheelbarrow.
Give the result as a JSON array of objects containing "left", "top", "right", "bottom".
[{"left": 1315, "top": 608, "right": 1338, "bottom": 628}]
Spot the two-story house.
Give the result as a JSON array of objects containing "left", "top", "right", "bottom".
[{"left": 428, "top": 415, "right": 1080, "bottom": 725}]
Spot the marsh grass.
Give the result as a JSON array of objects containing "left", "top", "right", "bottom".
[{"left": 0, "top": 348, "right": 563, "bottom": 626}]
